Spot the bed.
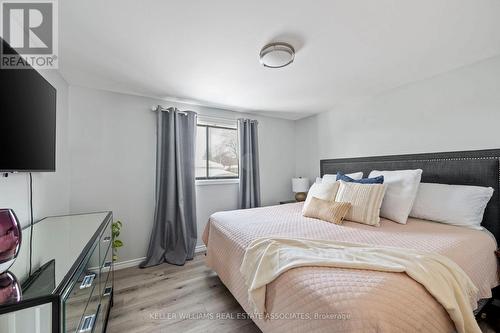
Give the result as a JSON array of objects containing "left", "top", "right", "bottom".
[{"left": 203, "top": 149, "right": 500, "bottom": 333}]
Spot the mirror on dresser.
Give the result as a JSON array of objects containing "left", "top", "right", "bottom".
[{"left": 0, "top": 212, "right": 113, "bottom": 333}]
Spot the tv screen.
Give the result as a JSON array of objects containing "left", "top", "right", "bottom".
[{"left": 0, "top": 38, "right": 56, "bottom": 172}]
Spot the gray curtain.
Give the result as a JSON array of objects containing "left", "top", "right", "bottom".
[
  {"left": 238, "top": 119, "right": 261, "bottom": 209},
  {"left": 140, "top": 107, "right": 198, "bottom": 267}
]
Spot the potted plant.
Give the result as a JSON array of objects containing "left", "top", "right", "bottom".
[{"left": 112, "top": 220, "right": 123, "bottom": 261}]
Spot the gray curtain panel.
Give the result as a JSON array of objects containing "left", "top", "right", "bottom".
[
  {"left": 140, "top": 107, "right": 198, "bottom": 267},
  {"left": 238, "top": 118, "right": 261, "bottom": 209}
]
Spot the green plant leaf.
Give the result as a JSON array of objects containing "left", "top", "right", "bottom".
[{"left": 111, "top": 220, "right": 124, "bottom": 258}]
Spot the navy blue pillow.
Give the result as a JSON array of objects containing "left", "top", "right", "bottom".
[{"left": 336, "top": 172, "right": 384, "bottom": 184}]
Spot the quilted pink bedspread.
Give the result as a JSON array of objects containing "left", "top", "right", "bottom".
[{"left": 202, "top": 203, "right": 499, "bottom": 333}]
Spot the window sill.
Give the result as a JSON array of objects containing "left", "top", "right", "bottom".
[{"left": 196, "top": 179, "right": 240, "bottom": 186}]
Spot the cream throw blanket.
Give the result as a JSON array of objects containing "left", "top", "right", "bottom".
[{"left": 240, "top": 237, "right": 480, "bottom": 333}]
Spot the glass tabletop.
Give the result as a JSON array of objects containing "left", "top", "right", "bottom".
[{"left": 0, "top": 212, "right": 109, "bottom": 307}]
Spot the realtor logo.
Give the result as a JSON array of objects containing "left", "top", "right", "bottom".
[{"left": 1, "top": 0, "right": 58, "bottom": 69}]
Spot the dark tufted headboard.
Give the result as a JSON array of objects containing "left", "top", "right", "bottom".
[{"left": 320, "top": 149, "right": 500, "bottom": 243}]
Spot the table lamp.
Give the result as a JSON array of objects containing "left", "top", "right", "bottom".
[{"left": 292, "top": 177, "right": 310, "bottom": 202}]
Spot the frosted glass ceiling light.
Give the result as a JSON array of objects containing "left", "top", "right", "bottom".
[{"left": 259, "top": 42, "right": 295, "bottom": 68}]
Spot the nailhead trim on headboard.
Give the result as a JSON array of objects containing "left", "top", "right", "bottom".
[{"left": 320, "top": 149, "right": 500, "bottom": 244}]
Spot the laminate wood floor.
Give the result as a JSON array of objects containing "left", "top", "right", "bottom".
[
  {"left": 107, "top": 253, "right": 497, "bottom": 333},
  {"left": 107, "top": 254, "right": 261, "bottom": 333}
]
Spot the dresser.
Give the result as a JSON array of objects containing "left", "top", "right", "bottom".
[{"left": 0, "top": 212, "right": 114, "bottom": 333}]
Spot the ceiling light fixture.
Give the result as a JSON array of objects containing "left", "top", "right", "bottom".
[{"left": 259, "top": 42, "right": 295, "bottom": 68}]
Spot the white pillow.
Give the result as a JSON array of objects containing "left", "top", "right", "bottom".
[
  {"left": 409, "top": 183, "right": 493, "bottom": 230},
  {"left": 315, "top": 177, "right": 322, "bottom": 184},
  {"left": 322, "top": 172, "right": 363, "bottom": 184},
  {"left": 369, "top": 169, "right": 422, "bottom": 224},
  {"left": 302, "top": 182, "right": 340, "bottom": 215}
]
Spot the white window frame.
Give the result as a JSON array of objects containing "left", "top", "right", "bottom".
[{"left": 195, "top": 116, "right": 239, "bottom": 185}]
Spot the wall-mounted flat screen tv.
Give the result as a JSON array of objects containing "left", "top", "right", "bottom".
[{"left": 0, "top": 37, "right": 56, "bottom": 172}]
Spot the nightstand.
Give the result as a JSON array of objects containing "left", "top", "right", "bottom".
[{"left": 279, "top": 200, "right": 296, "bottom": 205}]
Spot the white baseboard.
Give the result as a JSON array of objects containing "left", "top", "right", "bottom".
[
  {"left": 113, "top": 245, "right": 207, "bottom": 271},
  {"left": 114, "top": 257, "right": 146, "bottom": 270},
  {"left": 195, "top": 244, "right": 207, "bottom": 254}
]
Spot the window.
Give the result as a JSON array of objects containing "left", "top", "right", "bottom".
[{"left": 196, "top": 122, "right": 239, "bottom": 180}]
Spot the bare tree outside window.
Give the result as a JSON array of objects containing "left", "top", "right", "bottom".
[{"left": 196, "top": 124, "right": 239, "bottom": 179}]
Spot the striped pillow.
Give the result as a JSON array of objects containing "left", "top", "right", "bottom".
[
  {"left": 303, "top": 197, "right": 352, "bottom": 225},
  {"left": 335, "top": 181, "right": 386, "bottom": 226}
]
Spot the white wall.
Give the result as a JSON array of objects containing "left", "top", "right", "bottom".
[
  {"left": 7, "top": 52, "right": 497, "bottom": 268},
  {"left": 0, "top": 70, "right": 71, "bottom": 228},
  {"left": 295, "top": 55, "right": 500, "bottom": 178},
  {"left": 294, "top": 115, "right": 320, "bottom": 182},
  {"left": 68, "top": 86, "right": 296, "bottom": 263}
]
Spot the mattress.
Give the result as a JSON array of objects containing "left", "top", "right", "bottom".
[{"left": 202, "top": 202, "right": 499, "bottom": 333}]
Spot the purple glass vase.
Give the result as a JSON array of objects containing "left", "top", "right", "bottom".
[
  {"left": 0, "top": 209, "right": 22, "bottom": 273},
  {"left": 0, "top": 271, "right": 22, "bottom": 305}
]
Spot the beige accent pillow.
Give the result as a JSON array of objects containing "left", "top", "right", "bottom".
[
  {"left": 335, "top": 181, "right": 386, "bottom": 226},
  {"left": 302, "top": 182, "right": 340, "bottom": 214},
  {"left": 303, "top": 197, "right": 352, "bottom": 225}
]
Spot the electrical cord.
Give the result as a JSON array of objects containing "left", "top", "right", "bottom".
[{"left": 28, "top": 172, "right": 34, "bottom": 277}]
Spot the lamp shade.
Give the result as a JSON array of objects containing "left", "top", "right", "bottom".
[
  {"left": 292, "top": 178, "right": 310, "bottom": 193},
  {"left": 0, "top": 209, "right": 22, "bottom": 274}
]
